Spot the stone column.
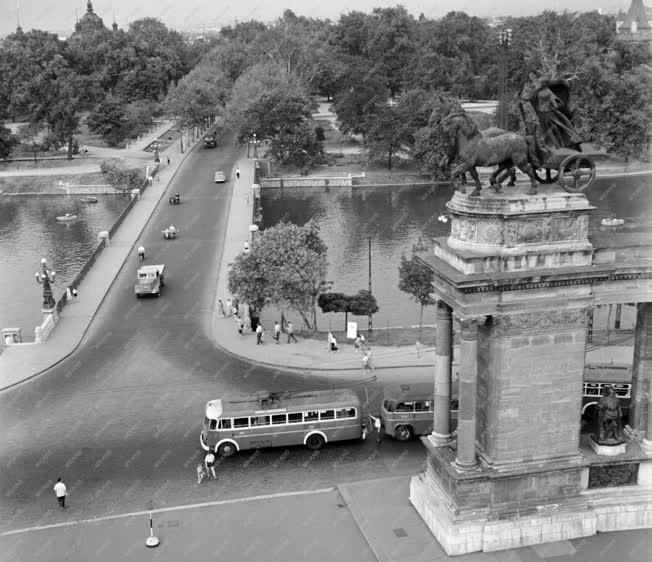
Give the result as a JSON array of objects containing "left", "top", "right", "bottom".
[
  {"left": 453, "top": 318, "right": 480, "bottom": 471},
  {"left": 633, "top": 303, "right": 652, "bottom": 453},
  {"left": 430, "top": 300, "right": 453, "bottom": 446},
  {"left": 631, "top": 303, "right": 652, "bottom": 440}
]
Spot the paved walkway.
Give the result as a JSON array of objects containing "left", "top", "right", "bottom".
[
  {"left": 0, "top": 126, "right": 204, "bottom": 390},
  {"left": 2, "top": 475, "right": 649, "bottom": 562}
]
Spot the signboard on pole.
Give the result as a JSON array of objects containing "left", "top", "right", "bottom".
[{"left": 347, "top": 321, "right": 357, "bottom": 339}]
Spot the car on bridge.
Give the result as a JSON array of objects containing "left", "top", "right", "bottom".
[{"left": 214, "top": 170, "right": 226, "bottom": 183}]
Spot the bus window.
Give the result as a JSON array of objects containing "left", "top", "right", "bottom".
[
  {"left": 396, "top": 402, "right": 415, "bottom": 412},
  {"left": 288, "top": 412, "right": 303, "bottom": 424},
  {"left": 218, "top": 419, "right": 231, "bottom": 430},
  {"left": 415, "top": 401, "right": 431, "bottom": 412},
  {"left": 304, "top": 411, "right": 319, "bottom": 422},
  {"left": 320, "top": 409, "right": 335, "bottom": 421},
  {"left": 272, "top": 414, "right": 287, "bottom": 425},
  {"left": 234, "top": 417, "right": 249, "bottom": 428},
  {"left": 385, "top": 401, "right": 397, "bottom": 412},
  {"left": 250, "top": 415, "right": 270, "bottom": 426},
  {"left": 336, "top": 408, "right": 356, "bottom": 419},
  {"left": 209, "top": 418, "right": 218, "bottom": 430}
]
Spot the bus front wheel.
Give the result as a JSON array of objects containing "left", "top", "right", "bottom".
[
  {"left": 217, "top": 442, "right": 236, "bottom": 457},
  {"left": 305, "top": 433, "right": 325, "bottom": 451},
  {"left": 394, "top": 425, "right": 413, "bottom": 441}
]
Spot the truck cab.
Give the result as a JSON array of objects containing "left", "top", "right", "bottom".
[{"left": 134, "top": 265, "right": 165, "bottom": 297}]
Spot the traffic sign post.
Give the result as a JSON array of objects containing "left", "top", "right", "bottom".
[{"left": 145, "top": 500, "right": 159, "bottom": 548}]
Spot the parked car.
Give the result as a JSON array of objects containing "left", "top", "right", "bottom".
[{"left": 214, "top": 171, "right": 226, "bottom": 183}]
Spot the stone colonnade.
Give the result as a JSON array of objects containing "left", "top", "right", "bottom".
[{"left": 429, "top": 301, "right": 652, "bottom": 465}]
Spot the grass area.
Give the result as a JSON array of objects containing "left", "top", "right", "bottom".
[
  {"left": 0, "top": 158, "right": 100, "bottom": 171},
  {"left": 0, "top": 173, "right": 108, "bottom": 194},
  {"left": 144, "top": 128, "right": 182, "bottom": 153}
]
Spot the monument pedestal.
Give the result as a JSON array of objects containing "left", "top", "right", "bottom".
[{"left": 412, "top": 185, "right": 652, "bottom": 555}]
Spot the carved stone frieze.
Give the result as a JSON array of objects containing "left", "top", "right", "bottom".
[{"left": 491, "top": 310, "right": 587, "bottom": 334}]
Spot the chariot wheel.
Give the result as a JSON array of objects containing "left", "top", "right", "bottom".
[
  {"left": 533, "top": 167, "right": 559, "bottom": 184},
  {"left": 557, "top": 154, "right": 595, "bottom": 193}
]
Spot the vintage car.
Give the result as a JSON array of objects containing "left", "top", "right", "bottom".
[
  {"left": 134, "top": 265, "right": 165, "bottom": 297},
  {"left": 214, "top": 170, "right": 226, "bottom": 183}
]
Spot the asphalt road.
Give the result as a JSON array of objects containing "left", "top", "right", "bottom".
[{"left": 0, "top": 136, "right": 426, "bottom": 533}]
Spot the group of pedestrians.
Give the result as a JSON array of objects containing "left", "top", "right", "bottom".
[{"left": 328, "top": 332, "right": 375, "bottom": 370}]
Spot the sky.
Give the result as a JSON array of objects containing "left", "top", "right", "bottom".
[{"left": 0, "top": 0, "right": 632, "bottom": 37}]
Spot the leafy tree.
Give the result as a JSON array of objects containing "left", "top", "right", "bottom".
[
  {"left": 99, "top": 159, "right": 143, "bottom": 187},
  {"left": 318, "top": 292, "right": 349, "bottom": 330},
  {"left": 0, "top": 123, "right": 17, "bottom": 160},
  {"left": 165, "top": 65, "right": 228, "bottom": 127},
  {"left": 227, "top": 251, "right": 270, "bottom": 314},
  {"left": 87, "top": 97, "right": 126, "bottom": 146},
  {"left": 229, "top": 221, "right": 331, "bottom": 331},
  {"left": 363, "top": 104, "right": 410, "bottom": 169},
  {"left": 348, "top": 290, "right": 379, "bottom": 330},
  {"left": 398, "top": 255, "right": 435, "bottom": 335}
]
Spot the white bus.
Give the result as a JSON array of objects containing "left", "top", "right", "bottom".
[{"left": 200, "top": 389, "right": 366, "bottom": 457}]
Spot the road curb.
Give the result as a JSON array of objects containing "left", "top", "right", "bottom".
[{"left": 0, "top": 130, "right": 210, "bottom": 392}]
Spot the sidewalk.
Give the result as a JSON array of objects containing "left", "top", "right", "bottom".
[
  {"left": 210, "top": 159, "right": 440, "bottom": 375},
  {"left": 0, "top": 127, "right": 205, "bottom": 390},
  {"left": 3, "top": 474, "right": 647, "bottom": 562}
]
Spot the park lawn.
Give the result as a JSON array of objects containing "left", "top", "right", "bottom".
[
  {"left": 0, "top": 172, "right": 108, "bottom": 194},
  {"left": 0, "top": 157, "right": 101, "bottom": 171}
]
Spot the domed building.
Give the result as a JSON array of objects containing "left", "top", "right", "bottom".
[{"left": 74, "top": 1, "right": 107, "bottom": 34}]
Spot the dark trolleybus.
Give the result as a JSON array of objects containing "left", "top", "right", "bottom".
[{"left": 200, "top": 389, "right": 365, "bottom": 457}]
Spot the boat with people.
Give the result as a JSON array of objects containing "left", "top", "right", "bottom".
[
  {"left": 56, "top": 213, "right": 78, "bottom": 222},
  {"left": 601, "top": 218, "right": 625, "bottom": 227}
]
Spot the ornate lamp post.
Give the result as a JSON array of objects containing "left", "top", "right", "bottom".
[
  {"left": 496, "top": 28, "right": 513, "bottom": 130},
  {"left": 253, "top": 133, "right": 258, "bottom": 158},
  {"left": 35, "top": 258, "right": 56, "bottom": 311}
]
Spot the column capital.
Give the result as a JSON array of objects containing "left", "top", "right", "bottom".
[{"left": 457, "top": 317, "right": 483, "bottom": 339}]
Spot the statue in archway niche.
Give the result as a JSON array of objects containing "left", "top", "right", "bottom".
[{"left": 594, "top": 385, "right": 624, "bottom": 445}]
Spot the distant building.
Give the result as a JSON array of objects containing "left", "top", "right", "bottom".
[
  {"left": 616, "top": 0, "right": 652, "bottom": 41},
  {"left": 74, "top": 1, "right": 106, "bottom": 34}
]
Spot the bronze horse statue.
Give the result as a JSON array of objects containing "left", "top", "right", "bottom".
[{"left": 441, "top": 112, "right": 541, "bottom": 196}]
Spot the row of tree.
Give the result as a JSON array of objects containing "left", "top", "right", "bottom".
[
  {"left": 228, "top": 221, "right": 435, "bottom": 333},
  {"left": 0, "top": 19, "right": 215, "bottom": 157},
  {"left": 166, "top": 8, "right": 649, "bottom": 171}
]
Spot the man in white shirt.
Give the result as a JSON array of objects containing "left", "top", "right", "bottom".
[
  {"left": 274, "top": 321, "right": 281, "bottom": 344},
  {"left": 53, "top": 477, "right": 67, "bottom": 509},
  {"left": 256, "top": 323, "right": 264, "bottom": 345},
  {"left": 205, "top": 452, "right": 217, "bottom": 480},
  {"left": 138, "top": 245, "right": 145, "bottom": 261}
]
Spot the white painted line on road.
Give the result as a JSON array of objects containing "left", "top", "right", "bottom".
[{"left": 0, "top": 487, "right": 336, "bottom": 537}]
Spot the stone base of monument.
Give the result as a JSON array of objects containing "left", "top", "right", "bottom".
[
  {"left": 410, "top": 442, "right": 652, "bottom": 555},
  {"left": 589, "top": 437, "right": 627, "bottom": 456}
]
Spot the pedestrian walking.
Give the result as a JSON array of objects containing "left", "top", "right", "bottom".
[
  {"left": 256, "top": 323, "right": 264, "bottom": 344},
  {"left": 274, "top": 321, "right": 281, "bottom": 344},
  {"left": 370, "top": 415, "right": 383, "bottom": 443},
  {"left": 354, "top": 334, "right": 362, "bottom": 352},
  {"left": 362, "top": 351, "right": 374, "bottom": 370},
  {"left": 217, "top": 299, "right": 225, "bottom": 318},
  {"left": 225, "top": 298, "right": 232, "bottom": 317},
  {"left": 233, "top": 298, "right": 239, "bottom": 316},
  {"left": 237, "top": 316, "right": 244, "bottom": 335},
  {"left": 204, "top": 452, "right": 217, "bottom": 480},
  {"left": 287, "top": 321, "right": 298, "bottom": 343},
  {"left": 415, "top": 339, "right": 422, "bottom": 358},
  {"left": 330, "top": 336, "right": 339, "bottom": 352},
  {"left": 53, "top": 477, "right": 67, "bottom": 509},
  {"left": 327, "top": 331, "right": 334, "bottom": 351},
  {"left": 196, "top": 464, "right": 206, "bottom": 484},
  {"left": 236, "top": 168, "right": 241, "bottom": 179},
  {"left": 359, "top": 334, "right": 366, "bottom": 348},
  {"left": 244, "top": 241, "right": 250, "bottom": 252},
  {"left": 138, "top": 245, "right": 145, "bottom": 261},
  {"left": 166, "top": 156, "right": 170, "bottom": 166}
]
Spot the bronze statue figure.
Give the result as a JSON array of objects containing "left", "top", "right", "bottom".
[
  {"left": 595, "top": 385, "right": 624, "bottom": 445},
  {"left": 521, "top": 73, "right": 582, "bottom": 152},
  {"left": 440, "top": 112, "right": 541, "bottom": 196}
]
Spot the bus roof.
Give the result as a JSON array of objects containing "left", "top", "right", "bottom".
[
  {"left": 584, "top": 364, "right": 631, "bottom": 382},
  {"left": 207, "top": 389, "right": 360, "bottom": 417},
  {"left": 383, "top": 383, "right": 433, "bottom": 401}
]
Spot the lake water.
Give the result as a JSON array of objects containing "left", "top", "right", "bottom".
[
  {"left": 261, "top": 174, "right": 652, "bottom": 331},
  {"left": 0, "top": 194, "right": 130, "bottom": 339}
]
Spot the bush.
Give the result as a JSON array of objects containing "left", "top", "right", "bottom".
[{"left": 99, "top": 159, "right": 144, "bottom": 187}]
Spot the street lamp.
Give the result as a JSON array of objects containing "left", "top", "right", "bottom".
[
  {"left": 497, "top": 28, "right": 513, "bottom": 130},
  {"left": 35, "top": 258, "right": 56, "bottom": 311},
  {"left": 253, "top": 133, "right": 258, "bottom": 158}
]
